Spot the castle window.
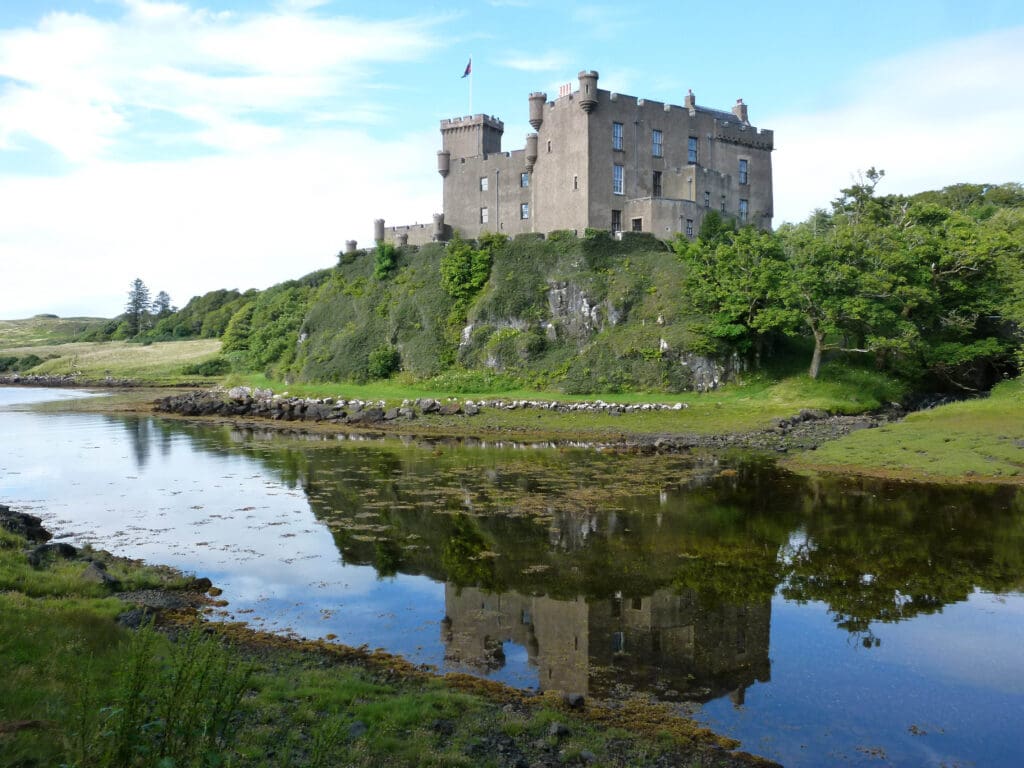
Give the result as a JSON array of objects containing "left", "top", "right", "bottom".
[
  {"left": 547, "top": 140, "right": 552, "bottom": 153},
  {"left": 721, "top": 195, "right": 726, "bottom": 213},
  {"left": 479, "top": 176, "right": 488, "bottom": 192},
  {"left": 686, "top": 218, "right": 694, "bottom": 237},
  {"left": 704, "top": 190, "right": 710, "bottom": 208},
  {"left": 739, "top": 159, "right": 749, "bottom": 185},
  {"left": 520, "top": 172, "right": 529, "bottom": 188},
  {"left": 613, "top": 164, "right": 624, "bottom": 195},
  {"left": 631, "top": 217, "right": 643, "bottom": 232},
  {"left": 688, "top": 136, "right": 698, "bottom": 164},
  {"left": 573, "top": 175, "right": 578, "bottom": 190},
  {"left": 480, "top": 207, "right": 489, "bottom": 224},
  {"left": 611, "top": 209, "right": 622, "bottom": 232},
  {"left": 612, "top": 122, "right": 624, "bottom": 151},
  {"left": 631, "top": 596, "right": 643, "bottom": 611},
  {"left": 653, "top": 171, "right": 662, "bottom": 198},
  {"left": 652, "top": 129, "right": 663, "bottom": 157},
  {"left": 739, "top": 199, "right": 749, "bottom": 223},
  {"left": 520, "top": 202, "right": 529, "bottom": 219}
]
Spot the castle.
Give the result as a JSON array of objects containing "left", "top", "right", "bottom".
[{"left": 365, "top": 70, "right": 773, "bottom": 248}]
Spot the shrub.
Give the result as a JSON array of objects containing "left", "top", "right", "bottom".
[
  {"left": 182, "top": 357, "right": 232, "bottom": 376},
  {"left": 374, "top": 243, "right": 398, "bottom": 280},
  {"left": 367, "top": 344, "right": 401, "bottom": 379}
]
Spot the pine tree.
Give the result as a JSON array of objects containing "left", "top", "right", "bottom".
[{"left": 125, "top": 278, "right": 151, "bottom": 337}]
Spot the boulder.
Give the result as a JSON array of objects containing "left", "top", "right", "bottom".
[
  {"left": 81, "top": 561, "right": 121, "bottom": 589},
  {"left": 0, "top": 506, "right": 52, "bottom": 543}
]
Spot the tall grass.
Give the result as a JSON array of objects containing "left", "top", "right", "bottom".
[{"left": 67, "top": 622, "right": 252, "bottom": 768}]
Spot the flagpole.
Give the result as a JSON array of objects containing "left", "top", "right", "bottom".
[{"left": 469, "top": 54, "right": 473, "bottom": 114}]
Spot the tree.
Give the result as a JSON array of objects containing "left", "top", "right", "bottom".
[
  {"left": 152, "top": 291, "right": 173, "bottom": 319},
  {"left": 125, "top": 278, "right": 151, "bottom": 337},
  {"left": 674, "top": 227, "right": 796, "bottom": 360}
]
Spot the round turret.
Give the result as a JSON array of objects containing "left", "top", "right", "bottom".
[
  {"left": 345, "top": 240, "right": 358, "bottom": 254},
  {"left": 373, "top": 218, "right": 385, "bottom": 244},
  {"left": 528, "top": 92, "right": 547, "bottom": 130},
  {"left": 437, "top": 150, "right": 450, "bottom": 178},
  {"left": 525, "top": 133, "right": 538, "bottom": 171},
  {"left": 577, "top": 70, "right": 598, "bottom": 113},
  {"left": 432, "top": 213, "right": 445, "bottom": 241}
]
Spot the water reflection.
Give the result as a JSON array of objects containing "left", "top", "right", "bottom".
[
  {"left": 443, "top": 585, "right": 770, "bottom": 704},
  {"left": 4, "top": 394, "right": 1024, "bottom": 768}
]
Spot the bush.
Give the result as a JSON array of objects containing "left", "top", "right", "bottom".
[
  {"left": 182, "top": 357, "right": 232, "bottom": 376},
  {"left": 367, "top": 344, "right": 401, "bottom": 379},
  {"left": 374, "top": 243, "right": 398, "bottom": 280}
]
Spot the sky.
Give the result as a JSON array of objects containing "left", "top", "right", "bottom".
[{"left": 1, "top": 1, "right": 1023, "bottom": 319}]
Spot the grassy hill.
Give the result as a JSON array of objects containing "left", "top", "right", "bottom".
[
  {"left": 223, "top": 233, "right": 713, "bottom": 394},
  {"left": 0, "top": 315, "right": 110, "bottom": 348}
]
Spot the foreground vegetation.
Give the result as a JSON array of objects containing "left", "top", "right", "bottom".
[
  {"left": 0, "top": 521, "right": 760, "bottom": 767},
  {"left": 787, "top": 376, "right": 1024, "bottom": 483}
]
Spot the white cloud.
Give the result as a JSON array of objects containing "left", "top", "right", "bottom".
[
  {"left": 0, "top": 3, "right": 449, "bottom": 318},
  {"left": 767, "top": 26, "right": 1024, "bottom": 224},
  {"left": 0, "top": 127, "right": 440, "bottom": 318},
  {"left": 0, "top": 3, "right": 441, "bottom": 162}
]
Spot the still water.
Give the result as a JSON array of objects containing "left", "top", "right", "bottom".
[{"left": 2, "top": 387, "right": 1023, "bottom": 766}]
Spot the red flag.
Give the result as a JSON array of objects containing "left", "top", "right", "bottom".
[{"left": 462, "top": 58, "right": 472, "bottom": 78}]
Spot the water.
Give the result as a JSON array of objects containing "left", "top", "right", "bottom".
[{"left": 2, "top": 387, "right": 1023, "bottom": 767}]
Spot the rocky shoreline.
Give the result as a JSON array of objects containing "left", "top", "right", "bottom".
[{"left": 153, "top": 386, "right": 898, "bottom": 454}]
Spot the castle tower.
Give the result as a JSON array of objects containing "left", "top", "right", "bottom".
[
  {"left": 577, "top": 71, "right": 598, "bottom": 113},
  {"left": 440, "top": 115, "right": 504, "bottom": 159},
  {"left": 528, "top": 92, "right": 547, "bottom": 130},
  {"left": 525, "top": 132, "right": 538, "bottom": 172}
]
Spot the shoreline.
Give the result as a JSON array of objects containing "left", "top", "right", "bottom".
[
  {"left": 0, "top": 503, "right": 778, "bottom": 767},
  {"left": 6, "top": 379, "right": 1022, "bottom": 485}
]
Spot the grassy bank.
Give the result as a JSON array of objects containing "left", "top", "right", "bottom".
[
  {"left": 0, "top": 520, "right": 764, "bottom": 768},
  {"left": 786, "top": 378, "right": 1024, "bottom": 483},
  {"left": 0, "top": 339, "right": 222, "bottom": 384}
]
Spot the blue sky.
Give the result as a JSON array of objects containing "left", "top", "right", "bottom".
[{"left": 1, "top": 0, "right": 1023, "bottom": 318}]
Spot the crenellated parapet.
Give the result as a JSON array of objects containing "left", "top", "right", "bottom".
[
  {"left": 713, "top": 121, "right": 774, "bottom": 151},
  {"left": 440, "top": 114, "right": 505, "bottom": 158}
]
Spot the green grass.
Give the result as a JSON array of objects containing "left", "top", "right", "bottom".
[
  {"left": 0, "top": 338, "right": 222, "bottom": 383},
  {"left": 787, "top": 377, "right": 1024, "bottom": 483},
  {"left": 0, "top": 315, "right": 109, "bottom": 348}
]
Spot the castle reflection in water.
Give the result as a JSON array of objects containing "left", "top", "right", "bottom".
[{"left": 442, "top": 585, "right": 770, "bottom": 704}]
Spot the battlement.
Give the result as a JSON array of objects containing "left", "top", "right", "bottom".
[
  {"left": 440, "top": 114, "right": 504, "bottom": 159},
  {"left": 440, "top": 114, "right": 505, "bottom": 132},
  {"left": 713, "top": 121, "right": 774, "bottom": 151}
]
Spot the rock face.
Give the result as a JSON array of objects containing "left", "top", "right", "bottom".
[{"left": 546, "top": 281, "right": 621, "bottom": 340}]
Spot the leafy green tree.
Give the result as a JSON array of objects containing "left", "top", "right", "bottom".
[
  {"left": 674, "top": 227, "right": 795, "bottom": 360},
  {"left": 221, "top": 302, "right": 255, "bottom": 353},
  {"left": 440, "top": 233, "right": 496, "bottom": 301}
]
